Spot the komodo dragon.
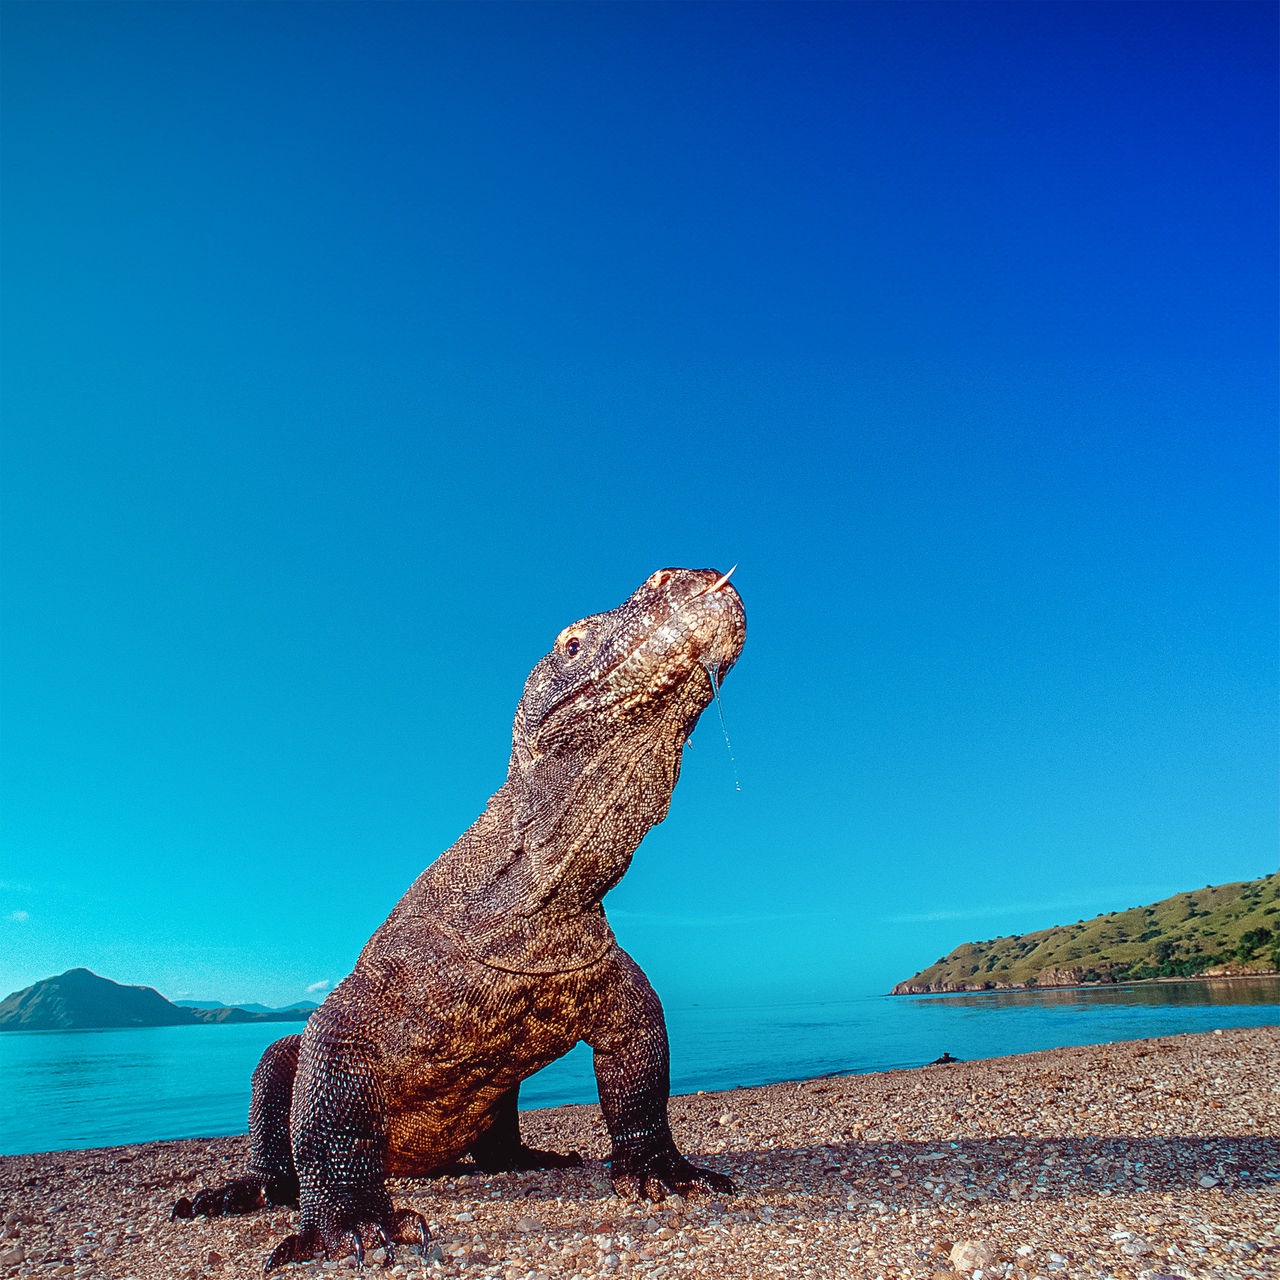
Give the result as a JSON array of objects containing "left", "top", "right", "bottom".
[{"left": 174, "top": 566, "right": 746, "bottom": 1270}]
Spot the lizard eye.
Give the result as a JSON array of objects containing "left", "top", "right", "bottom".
[{"left": 564, "top": 637, "right": 581, "bottom": 657}]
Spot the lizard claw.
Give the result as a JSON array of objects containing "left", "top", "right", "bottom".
[
  {"left": 388, "top": 1207, "right": 430, "bottom": 1250},
  {"left": 612, "top": 1149, "right": 735, "bottom": 1201},
  {"left": 264, "top": 1225, "right": 323, "bottom": 1272},
  {"left": 262, "top": 1209, "right": 429, "bottom": 1272},
  {"left": 664, "top": 1163, "right": 735, "bottom": 1196},
  {"left": 173, "top": 1175, "right": 270, "bottom": 1220}
]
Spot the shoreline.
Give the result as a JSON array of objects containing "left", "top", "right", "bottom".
[
  {"left": 890, "top": 970, "right": 1280, "bottom": 997},
  {"left": 2, "top": 1027, "right": 1278, "bottom": 1278}
]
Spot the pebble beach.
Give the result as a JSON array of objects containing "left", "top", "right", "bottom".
[{"left": 2, "top": 1026, "right": 1277, "bottom": 1280}]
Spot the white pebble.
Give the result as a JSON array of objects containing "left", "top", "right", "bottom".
[{"left": 950, "top": 1238, "right": 999, "bottom": 1272}]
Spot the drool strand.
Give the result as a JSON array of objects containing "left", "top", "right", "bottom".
[{"left": 705, "top": 662, "right": 742, "bottom": 792}]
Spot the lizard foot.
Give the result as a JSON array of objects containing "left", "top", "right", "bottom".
[
  {"left": 611, "top": 1149, "right": 735, "bottom": 1201},
  {"left": 474, "top": 1144, "right": 584, "bottom": 1174},
  {"left": 263, "top": 1208, "right": 428, "bottom": 1273},
  {"left": 172, "top": 1172, "right": 298, "bottom": 1220}
]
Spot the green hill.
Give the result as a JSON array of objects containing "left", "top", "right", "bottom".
[
  {"left": 0, "top": 968, "right": 198, "bottom": 1030},
  {"left": 892, "top": 872, "right": 1280, "bottom": 994},
  {"left": 0, "top": 968, "right": 314, "bottom": 1030}
]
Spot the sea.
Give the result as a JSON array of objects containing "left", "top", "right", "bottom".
[{"left": 2, "top": 978, "right": 1278, "bottom": 1158}]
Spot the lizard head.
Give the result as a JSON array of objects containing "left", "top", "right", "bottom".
[{"left": 508, "top": 567, "right": 746, "bottom": 908}]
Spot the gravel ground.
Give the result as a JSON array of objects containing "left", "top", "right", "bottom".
[{"left": 2, "top": 1026, "right": 1277, "bottom": 1280}]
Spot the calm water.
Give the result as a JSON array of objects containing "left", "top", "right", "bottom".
[{"left": 2, "top": 978, "right": 1277, "bottom": 1156}]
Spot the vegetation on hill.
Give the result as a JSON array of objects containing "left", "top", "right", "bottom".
[
  {"left": 174, "top": 999, "right": 318, "bottom": 1014},
  {"left": 190, "top": 1005, "right": 314, "bottom": 1025},
  {"left": 0, "top": 968, "right": 314, "bottom": 1031},
  {"left": 0, "top": 968, "right": 195, "bottom": 1030},
  {"left": 892, "top": 872, "right": 1280, "bottom": 994}
]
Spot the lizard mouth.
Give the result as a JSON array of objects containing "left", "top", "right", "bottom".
[{"left": 691, "top": 563, "right": 737, "bottom": 599}]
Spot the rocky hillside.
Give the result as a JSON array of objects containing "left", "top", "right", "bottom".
[
  {"left": 0, "top": 969, "right": 312, "bottom": 1030},
  {"left": 174, "top": 999, "right": 317, "bottom": 1013},
  {"left": 893, "top": 872, "right": 1280, "bottom": 994}
]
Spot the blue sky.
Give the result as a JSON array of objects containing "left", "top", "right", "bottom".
[{"left": 1, "top": 1, "right": 1275, "bottom": 1011}]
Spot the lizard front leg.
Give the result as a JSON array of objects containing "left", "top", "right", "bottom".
[
  {"left": 264, "top": 1018, "right": 427, "bottom": 1271},
  {"left": 173, "top": 1034, "right": 301, "bottom": 1220},
  {"left": 588, "top": 952, "right": 733, "bottom": 1200}
]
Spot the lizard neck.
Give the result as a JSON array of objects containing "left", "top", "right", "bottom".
[
  {"left": 416, "top": 778, "right": 647, "bottom": 923},
  {"left": 509, "top": 712, "right": 687, "bottom": 920}
]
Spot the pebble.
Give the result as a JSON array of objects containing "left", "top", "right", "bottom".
[{"left": 950, "top": 1238, "right": 999, "bottom": 1271}]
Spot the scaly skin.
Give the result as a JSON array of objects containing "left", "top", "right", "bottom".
[{"left": 173, "top": 567, "right": 745, "bottom": 1270}]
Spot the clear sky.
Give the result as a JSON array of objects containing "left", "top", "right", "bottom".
[{"left": 1, "top": 1, "right": 1275, "bottom": 1012}]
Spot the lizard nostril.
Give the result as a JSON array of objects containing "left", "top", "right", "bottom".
[{"left": 647, "top": 569, "right": 672, "bottom": 590}]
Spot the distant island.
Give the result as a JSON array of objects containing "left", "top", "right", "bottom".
[
  {"left": 0, "top": 968, "right": 317, "bottom": 1031},
  {"left": 893, "top": 872, "right": 1279, "bottom": 994}
]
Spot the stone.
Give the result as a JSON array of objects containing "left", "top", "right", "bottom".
[{"left": 950, "top": 1239, "right": 999, "bottom": 1272}]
